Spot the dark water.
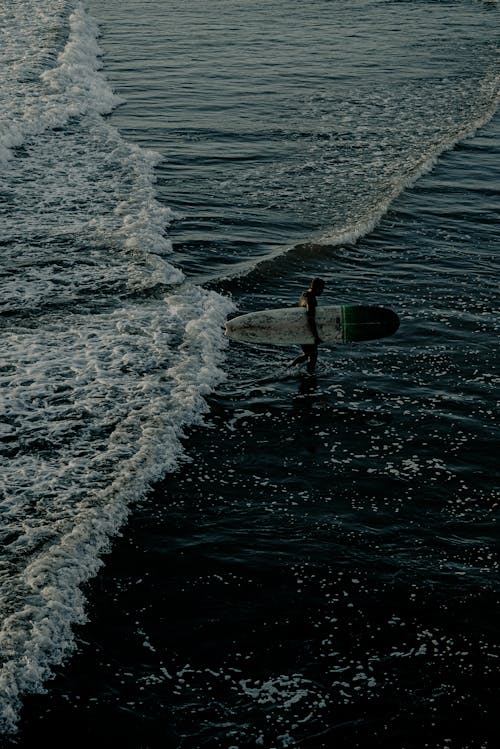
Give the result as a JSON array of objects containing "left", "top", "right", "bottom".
[
  {"left": 1, "top": 0, "right": 499, "bottom": 747},
  {"left": 17, "top": 115, "right": 500, "bottom": 749}
]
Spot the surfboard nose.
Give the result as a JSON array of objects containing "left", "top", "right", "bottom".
[{"left": 225, "top": 317, "right": 238, "bottom": 337}]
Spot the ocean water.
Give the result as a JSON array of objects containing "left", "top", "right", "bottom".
[{"left": 0, "top": 0, "right": 499, "bottom": 746}]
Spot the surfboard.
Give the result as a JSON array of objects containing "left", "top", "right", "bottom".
[{"left": 225, "top": 305, "right": 400, "bottom": 345}]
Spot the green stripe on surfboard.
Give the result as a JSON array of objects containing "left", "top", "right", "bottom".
[
  {"left": 341, "top": 305, "right": 365, "bottom": 344},
  {"left": 341, "top": 305, "right": 399, "bottom": 343}
]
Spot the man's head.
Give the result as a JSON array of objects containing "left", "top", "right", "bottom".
[{"left": 310, "top": 278, "right": 325, "bottom": 295}]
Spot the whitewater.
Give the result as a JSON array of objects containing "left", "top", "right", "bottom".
[{"left": 0, "top": 1, "right": 233, "bottom": 732}]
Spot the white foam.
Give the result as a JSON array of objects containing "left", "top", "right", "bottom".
[
  {"left": 40, "top": 4, "right": 122, "bottom": 117},
  {"left": 0, "top": 121, "right": 24, "bottom": 163},
  {"left": 0, "top": 1, "right": 235, "bottom": 732},
  {"left": 1, "top": 4, "right": 183, "bottom": 313},
  {"left": 0, "top": 286, "right": 234, "bottom": 733},
  {"left": 0, "top": 1, "right": 122, "bottom": 164}
]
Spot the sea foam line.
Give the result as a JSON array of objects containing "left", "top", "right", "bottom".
[
  {"left": 214, "top": 72, "right": 500, "bottom": 281},
  {"left": 0, "top": 1, "right": 122, "bottom": 165},
  {"left": 316, "top": 77, "right": 500, "bottom": 247},
  {"left": 0, "top": 287, "right": 234, "bottom": 735},
  {"left": 0, "top": 1, "right": 235, "bottom": 733}
]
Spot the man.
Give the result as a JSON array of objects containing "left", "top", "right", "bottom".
[{"left": 290, "top": 277, "right": 326, "bottom": 374}]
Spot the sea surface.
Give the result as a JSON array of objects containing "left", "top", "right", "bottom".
[{"left": 0, "top": 0, "right": 499, "bottom": 747}]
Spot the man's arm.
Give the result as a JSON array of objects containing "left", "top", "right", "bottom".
[{"left": 305, "top": 296, "right": 321, "bottom": 345}]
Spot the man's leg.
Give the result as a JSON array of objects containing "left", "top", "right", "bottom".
[
  {"left": 306, "top": 346, "right": 318, "bottom": 374},
  {"left": 290, "top": 353, "right": 308, "bottom": 367}
]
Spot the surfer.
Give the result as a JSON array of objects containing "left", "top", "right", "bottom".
[{"left": 290, "top": 277, "right": 326, "bottom": 374}]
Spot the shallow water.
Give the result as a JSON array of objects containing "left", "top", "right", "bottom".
[{"left": 1, "top": 0, "right": 499, "bottom": 746}]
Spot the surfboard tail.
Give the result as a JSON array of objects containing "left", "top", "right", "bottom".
[{"left": 341, "top": 306, "right": 400, "bottom": 343}]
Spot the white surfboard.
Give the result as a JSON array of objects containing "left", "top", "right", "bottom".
[{"left": 225, "top": 305, "right": 400, "bottom": 345}]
